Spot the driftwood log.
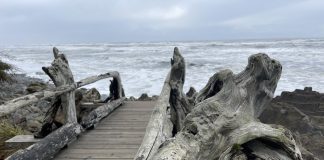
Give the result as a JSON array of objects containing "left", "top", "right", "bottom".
[
  {"left": 136, "top": 49, "right": 303, "bottom": 160},
  {"left": 0, "top": 70, "right": 124, "bottom": 117},
  {"left": 135, "top": 73, "right": 173, "bottom": 160},
  {"left": 6, "top": 123, "right": 82, "bottom": 160},
  {"left": 81, "top": 97, "right": 126, "bottom": 129}
]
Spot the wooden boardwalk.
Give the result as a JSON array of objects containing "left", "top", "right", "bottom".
[{"left": 54, "top": 101, "right": 155, "bottom": 160}]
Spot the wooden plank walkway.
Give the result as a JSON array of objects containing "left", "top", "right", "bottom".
[{"left": 54, "top": 101, "right": 155, "bottom": 160}]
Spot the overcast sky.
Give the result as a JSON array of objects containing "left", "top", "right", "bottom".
[{"left": 0, "top": 0, "right": 324, "bottom": 44}]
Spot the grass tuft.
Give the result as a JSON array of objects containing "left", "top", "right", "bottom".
[
  {"left": 0, "top": 120, "right": 27, "bottom": 139},
  {"left": 0, "top": 60, "right": 14, "bottom": 83}
]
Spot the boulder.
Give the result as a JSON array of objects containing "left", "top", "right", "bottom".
[
  {"left": 260, "top": 87, "right": 324, "bottom": 160},
  {"left": 26, "top": 82, "right": 47, "bottom": 94},
  {"left": 151, "top": 95, "right": 159, "bottom": 101},
  {"left": 128, "top": 96, "right": 136, "bottom": 101},
  {"left": 82, "top": 88, "right": 101, "bottom": 102},
  {"left": 26, "top": 120, "right": 42, "bottom": 133},
  {"left": 138, "top": 93, "right": 152, "bottom": 101},
  {"left": 185, "top": 86, "right": 196, "bottom": 98}
]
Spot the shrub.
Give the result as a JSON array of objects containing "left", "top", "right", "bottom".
[
  {"left": 0, "top": 60, "right": 13, "bottom": 82},
  {"left": 0, "top": 120, "right": 27, "bottom": 139}
]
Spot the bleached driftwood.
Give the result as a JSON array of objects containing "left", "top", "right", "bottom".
[
  {"left": 41, "top": 47, "right": 77, "bottom": 123},
  {"left": 0, "top": 71, "right": 123, "bottom": 117},
  {"left": 135, "top": 72, "right": 173, "bottom": 160},
  {"left": 169, "top": 48, "right": 192, "bottom": 133},
  {"left": 135, "top": 47, "right": 192, "bottom": 160},
  {"left": 81, "top": 97, "right": 126, "bottom": 129},
  {"left": 6, "top": 123, "right": 82, "bottom": 160},
  {"left": 137, "top": 49, "right": 303, "bottom": 160}
]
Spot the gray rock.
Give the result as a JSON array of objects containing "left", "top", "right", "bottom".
[
  {"left": 138, "top": 93, "right": 152, "bottom": 101},
  {"left": 26, "top": 82, "right": 47, "bottom": 93},
  {"left": 26, "top": 120, "right": 42, "bottom": 133},
  {"left": 128, "top": 96, "right": 136, "bottom": 101},
  {"left": 260, "top": 87, "right": 324, "bottom": 160},
  {"left": 186, "top": 86, "right": 196, "bottom": 98},
  {"left": 35, "top": 100, "right": 51, "bottom": 113},
  {"left": 12, "top": 112, "right": 26, "bottom": 124},
  {"left": 152, "top": 95, "right": 159, "bottom": 101},
  {"left": 82, "top": 88, "right": 101, "bottom": 102},
  {"left": 29, "top": 106, "right": 42, "bottom": 113}
]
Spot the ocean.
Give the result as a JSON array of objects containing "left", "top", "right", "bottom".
[{"left": 0, "top": 39, "right": 324, "bottom": 97}]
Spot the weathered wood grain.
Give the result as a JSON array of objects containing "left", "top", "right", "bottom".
[
  {"left": 54, "top": 101, "right": 155, "bottom": 160},
  {"left": 6, "top": 123, "right": 82, "bottom": 160},
  {"left": 151, "top": 53, "right": 303, "bottom": 160}
]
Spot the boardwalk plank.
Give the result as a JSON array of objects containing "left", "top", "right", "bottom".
[{"left": 54, "top": 101, "right": 154, "bottom": 160}]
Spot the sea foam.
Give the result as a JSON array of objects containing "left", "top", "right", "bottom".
[{"left": 1, "top": 39, "right": 324, "bottom": 97}]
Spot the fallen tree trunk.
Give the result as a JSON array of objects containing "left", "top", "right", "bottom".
[
  {"left": 135, "top": 72, "right": 173, "bottom": 160},
  {"left": 138, "top": 49, "right": 303, "bottom": 160},
  {"left": 6, "top": 123, "right": 82, "bottom": 160},
  {"left": 81, "top": 97, "right": 126, "bottom": 129}
]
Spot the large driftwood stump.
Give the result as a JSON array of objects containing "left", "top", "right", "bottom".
[
  {"left": 137, "top": 49, "right": 303, "bottom": 160},
  {"left": 42, "top": 47, "right": 77, "bottom": 123}
]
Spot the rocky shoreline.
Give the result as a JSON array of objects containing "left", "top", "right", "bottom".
[
  {"left": 260, "top": 87, "right": 324, "bottom": 160},
  {"left": 0, "top": 74, "right": 323, "bottom": 159}
]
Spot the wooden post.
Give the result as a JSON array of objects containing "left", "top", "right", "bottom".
[{"left": 42, "top": 47, "right": 77, "bottom": 123}]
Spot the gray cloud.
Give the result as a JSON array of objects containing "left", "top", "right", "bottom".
[{"left": 0, "top": 0, "right": 323, "bottom": 44}]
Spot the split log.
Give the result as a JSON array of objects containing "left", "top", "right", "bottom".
[
  {"left": 135, "top": 47, "right": 192, "bottom": 160},
  {"left": 140, "top": 51, "right": 302, "bottom": 159},
  {"left": 76, "top": 71, "right": 122, "bottom": 89},
  {"left": 81, "top": 97, "right": 126, "bottom": 129},
  {"left": 6, "top": 123, "right": 82, "bottom": 160},
  {"left": 169, "top": 47, "right": 192, "bottom": 134},
  {"left": 42, "top": 47, "right": 77, "bottom": 123},
  {"left": 135, "top": 72, "right": 173, "bottom": 160}
]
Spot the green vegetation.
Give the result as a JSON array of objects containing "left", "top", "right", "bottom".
[
  {"left": 232, "top": 143, "right": 242, "bottom": 151},
  {"left": 0, "top": 60, "right": 13, "bottom": 82},
  {"left": 0, "top": 119, "right": 28, "bottom": 159},
  {"left": 0, "top": 120, "right": 27, "bottom": 139}
]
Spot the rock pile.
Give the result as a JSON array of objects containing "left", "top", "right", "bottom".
[{"left": 260, "top": 87, "right": 324, "bottom": 160}]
